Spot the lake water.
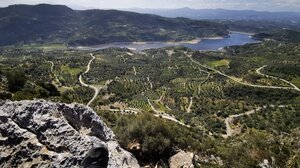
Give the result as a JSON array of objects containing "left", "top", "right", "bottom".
[
  {"left": 184, "top": 32, "right": 258, "bottom": 50},
  {"left": 73, "top": 32, "right": 259, "bottom": 51}
]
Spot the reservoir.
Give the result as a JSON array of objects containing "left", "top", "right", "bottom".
[
  {"left": 74, "top": 32, "right": 259, "bottom": 51},
  {"left": 184, "top": 32, "right": 258, "bottom": 50}
]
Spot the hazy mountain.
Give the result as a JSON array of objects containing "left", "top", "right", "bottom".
[
  {"left": 125, "top": 8, "right": 300, "bottom": 21},
  {"left": 0, "top": 4, "right": 228, "bottom": 46},
  {"left": 123, "top": 8, "right": 300, "bottom": 33}
]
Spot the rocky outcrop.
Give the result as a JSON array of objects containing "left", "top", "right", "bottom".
[
  {"left": 0, "top": 100, "right": 140, "bottom": 168},
  {"left": 169, "top": 150, "right": 194, "bottom": 168}
]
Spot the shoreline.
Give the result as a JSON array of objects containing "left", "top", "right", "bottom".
[
  {"left": 203, "top": 36, "right": 224, "bottom": 40},
  {"left": 229, "top": 31, "right": 255, "bottom": 36},
  {"left": 71, "top": 35, "right": 225, "bottom": 49},
  {"left": 70, "top": 32, "right": 258, "bottom": 51},
  {"left": 166, "top": 38, "right": 202, "bottom": 45}
]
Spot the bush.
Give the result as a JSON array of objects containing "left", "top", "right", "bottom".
[
  {"left": 114, "top": 113, "right": 173, "bottom": 162},
  {"left": 5, "top": 68, "right": 27, "bottom": 92},
  {"left": 37, "top": 81, "right": 60, "bottom": 96},
  {"left": 0, "top": 91, "right": 12, "bottom": 100},
  {"left": 110, "top": 112, "right": 203, "bottom": 165}
]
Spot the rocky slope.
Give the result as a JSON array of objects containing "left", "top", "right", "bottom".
[{"left": 0, "top": 100, "right": 140, "bottom": 168}]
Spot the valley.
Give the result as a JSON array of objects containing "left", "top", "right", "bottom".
[
  {"left": 1, "top": 39, "right": 299, "bottom": 167},
  {"left": 0, "top": 3, "right": 300, "bottom": 168}
]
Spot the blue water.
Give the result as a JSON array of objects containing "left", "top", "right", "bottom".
[
  {"left": 183, "top": 33, "right": 258, "bottom": 50},
  {"left": 74, "top": 32, "right": 258, "bottom": 51}
]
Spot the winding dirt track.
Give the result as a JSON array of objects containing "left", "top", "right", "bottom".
[
  {"left": 222, "top": 105, "right": 288, "bottom": 138},
  {"left": 147, "top": 98, "right": 191, "bottom": 128},
  {"left": 184, "top": 52, "right": 299, "bottom": 137},
  {"left": 256, "top": 65, "right": 300, "bottom": 91},
  {"left": 222, "top": 107, "right": 263, "bottom": 138},
  {"left": 47, "top": 61, "right": 62, "bottom": 87},
  {"left": 79, "top": 54, "right": 111, "bottom": 106},
  {"left": 186, "top": 97, "right": 193, "bottom": 113},
  {"left": 147, "top": 75, "right": 153, "bottom": 89},
  {"left": 133, "top": 66, "right": 137, "bottom": 76},
  {"left": 185, "top": 52, "right": 299, "bottom": 91}
]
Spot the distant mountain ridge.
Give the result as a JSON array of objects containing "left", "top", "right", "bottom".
[
  {"left": 0, "top": 4, "right": 228, "bottom": 46},
  {"left": 124, "top": 7, "right": 300, "bottom": 21},
  {"left": 124, "top": 8, "right": 300, "bottom": 33}
]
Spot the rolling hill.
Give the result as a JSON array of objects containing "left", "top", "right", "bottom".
[{"left": 0, "top": 4, "right": 229, "bottom": 46}]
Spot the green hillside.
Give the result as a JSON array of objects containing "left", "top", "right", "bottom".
[{"left": 0, "top": 4, "right": 228, "bottom": 46}]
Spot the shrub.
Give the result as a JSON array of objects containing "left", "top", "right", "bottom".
[{"left": 5, "top": 68, "right": 27, "bottom": 92}]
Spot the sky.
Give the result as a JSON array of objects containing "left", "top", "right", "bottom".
[{"left": 0, "top": 0, "right": 299, "bottom": 12}]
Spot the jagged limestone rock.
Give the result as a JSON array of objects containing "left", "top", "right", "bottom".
[{"left": 0, "top": 100, "right": 140, "bottom": 168}]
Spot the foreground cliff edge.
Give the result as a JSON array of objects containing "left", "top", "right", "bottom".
[{"left": 0, "top": 100, "right": 140, "bottom": 168}]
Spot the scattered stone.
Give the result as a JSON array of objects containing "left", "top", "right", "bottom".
[
  {"left": 194, "top": 153, "right": 224, "bottom": 166},
  {"left": 128, "top": 141, "right": 141, "bottom": 151},
  {"left": 259, "top": 159, "right": 273, "bottom": 168}
]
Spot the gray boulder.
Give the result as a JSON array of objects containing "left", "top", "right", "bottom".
[
  {"left": 169, "top": 150, "right": 194, "bottom": 168},
  {"left": 0, "top": 100, "right": 140, "bottom": 168}
]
